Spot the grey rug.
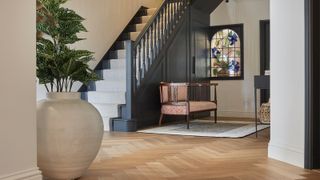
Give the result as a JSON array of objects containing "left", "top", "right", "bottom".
[{"left": 138, "top": 120, "right": 270, "bottom": 138}]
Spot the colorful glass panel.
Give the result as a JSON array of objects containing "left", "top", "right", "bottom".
[{"left": 210, "top": 29, "right": 242, "bottom": 78}]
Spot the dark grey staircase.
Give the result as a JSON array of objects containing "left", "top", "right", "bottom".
[
  {"left": 112, "top": 0, "right": 192, "bottom": 131},
  {"left": 80, "top": 0, "right": 224, "bottom": 132},
  {"left": 81, "top": 7, "right": 157, "bottom": 131}
]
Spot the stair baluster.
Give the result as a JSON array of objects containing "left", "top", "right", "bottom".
[
  {"left": 164, "top": 5, "right": 168, "bottom": 39},
  {"left": 137, "top": 43, "right": 142, "bottom": 86},
  {"left": 150, "top": 24, "right": 154, "bottom": 62},
  {"left": 160, "top": 8, "right": 164, "bottom": 47},
  {"left": 154, "top": 21, "right": 157, "bottom": 61}
]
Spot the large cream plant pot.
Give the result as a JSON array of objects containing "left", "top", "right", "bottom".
[{"left": 37, "top": 92, "right": 104, "bottom": 179}]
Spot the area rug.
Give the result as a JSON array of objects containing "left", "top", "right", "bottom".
[{"left": 138, "top": 120, "right": 269, "bottom": 138}]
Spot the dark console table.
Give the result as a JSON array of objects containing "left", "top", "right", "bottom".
[{"left": 254, "top": 75, "right": 270, "bottom": 137}]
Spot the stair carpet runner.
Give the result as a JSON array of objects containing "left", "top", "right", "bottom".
[{"left": 85, "top": 8, "right": 157, "bottom": 131}]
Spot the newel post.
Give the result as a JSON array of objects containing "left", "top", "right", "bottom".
[{"left": 111, "top": 40, "right": 137, "bottom": 131}]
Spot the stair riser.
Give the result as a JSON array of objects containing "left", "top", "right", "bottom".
[
  {"left": 126, "top": 22, "right": 171, "bottom": 36},
  {"left": 97, "top": 69, "right": 126, "bottom": 80},
  {"left": 86, "top": 92, "right": 125, "bottom": 104},
  {"left": 109, "top": 50, "right": 126, "bottom": 59},
  {"left": 91, "top": 104, "right": 119, "bottom": 117},
  {"left": 133, "top": 16, "right": 152, "bottom": 24},
  {"left": 112, "top": 41, "right": 125, "bottom": 50},
  {"left": 121, "top": 32, "right": 143, "bottom": 41},
  {"left": 95, "top": 81, "right": 126, "bottom": 92},
  {"left": 127, "top": 23, "right": 146, "bottom": 32},
  {"left": 136, "top": 8, "right": 157, "bottom": 16},
  {"left": 110, "top": 59, "right": 126, "bottom": 69},
  {"left": 147, "top": 8, "right": 157, "bottom": 15},
  {"left": 129, "top": 32, "right": 140, "bottom": 41},
  {"left": 87, "top": 81, "right": 126, "bottom": 91},
  {"left": 101, "top": 59, "right": 126, "bottom": 69},
  {"left": 119, "top": 33, "right": 130, "bottom": 41}
]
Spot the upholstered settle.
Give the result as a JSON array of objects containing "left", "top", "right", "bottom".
[
  {"left": 161, "top": 101, "right": 217, "bottom": 115},
  {"left": 159, "top": 82, "right": 218, "bottom": 129}
]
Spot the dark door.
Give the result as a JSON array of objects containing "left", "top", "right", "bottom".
[
  {"left": 193, "top": 25, "right": 210, "bottom": 80},
  {"left": 260, "top": 20, "right": 270, "bottom": 104},
  {"left": 189, "top": 8, "right": 211, "bottom": 119}
]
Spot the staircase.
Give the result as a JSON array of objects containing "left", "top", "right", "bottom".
[
  {"left": 82, "top": 0, "right": 191, "bottom": 131},
  {"left": 83, "top": 7, "right": 157, "bottom": 131}
]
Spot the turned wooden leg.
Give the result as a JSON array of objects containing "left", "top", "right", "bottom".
[
  {"left": 187, "top": 115, "right": 190, "bottom": 129},
  {"left": 214, "top": 110, "right": 217, "bottom": 123},
  {"left": 159, "top": 113, "right": 164, "bottom": 126}
]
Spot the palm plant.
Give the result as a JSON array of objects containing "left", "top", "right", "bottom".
[{"left": 36, "top": 0, "right": 99, "bottom": 92}]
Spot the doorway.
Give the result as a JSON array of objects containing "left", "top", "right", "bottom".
[{"left": 305, "top": 0, "right": 320, "bottom": 169}]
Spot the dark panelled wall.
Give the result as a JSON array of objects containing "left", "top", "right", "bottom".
[
  {"left": 190, "top": 6, "right": 212, "bottom": 118},
  {"left": 166, "top": 20, "right": 191, "bottom": 82},
  {"left": 191, "top": 7, "right": 211, "bottom": 80},
  {"left": 133, "top": 1, "right": 222, "bottom": 129}
]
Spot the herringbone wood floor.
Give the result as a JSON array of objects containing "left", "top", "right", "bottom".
[{"left": 80, "top": 128, "right": 320, "bottom": 180}]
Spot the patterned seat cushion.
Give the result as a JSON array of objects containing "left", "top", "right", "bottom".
[
  {"left": 161, "top": 101, "right": 217, "bottom": 115},
  {"left": 190, "top": 101, "right": 217, "bottom": 112}
]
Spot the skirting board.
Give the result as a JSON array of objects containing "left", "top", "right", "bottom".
[
  {"left": 0, "top": 168, "right": 42, "bottom": 180},
  {"left": 268, "top": 142, "right": 304, "bottom": 168},
  {"left": 211, "top": 111, "right": 255, "bottom": 118},
  {"left": 111, "top": 118, "right": 137, "bottom": 132}
]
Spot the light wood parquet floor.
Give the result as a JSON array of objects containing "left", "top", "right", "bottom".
[{"left": 80, "top": 127, "right": 320, "bottom": 180}]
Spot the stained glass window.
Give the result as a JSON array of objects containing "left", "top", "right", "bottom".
[{"left": 210, "top": 24, "right": 244, "bottom": 80}]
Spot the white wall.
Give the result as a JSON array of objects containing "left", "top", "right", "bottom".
[
  {"left": 37, "top": 0, "right": 162, "bottom": 100},
  {"left": 0, "top": 0, "right": 42, "bottom": 179},
  {"left": 65, "top": 0, "right": 162, "bottom": 69},
  {"left": 268, "top": 0, "right": 305, "bottom": 168},
  {"left": 210, "top": 0, "right": 269, "bottom": 118}
]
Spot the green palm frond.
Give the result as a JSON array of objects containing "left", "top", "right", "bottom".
[{"left": 36, "top": 0, "right": 99, "bottom": 92}]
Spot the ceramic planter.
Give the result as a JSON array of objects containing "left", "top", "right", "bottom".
[{"left": 37, "top": 92, "right": 103, "bottom": 179}]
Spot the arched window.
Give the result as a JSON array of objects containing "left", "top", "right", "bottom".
[{"left": 210, "top": 24, "right": 244, "bottom": 80}]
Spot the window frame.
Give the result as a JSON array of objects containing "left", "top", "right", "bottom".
[{"left": 208, "top": 24, "right": 244, "bottom": 80}]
